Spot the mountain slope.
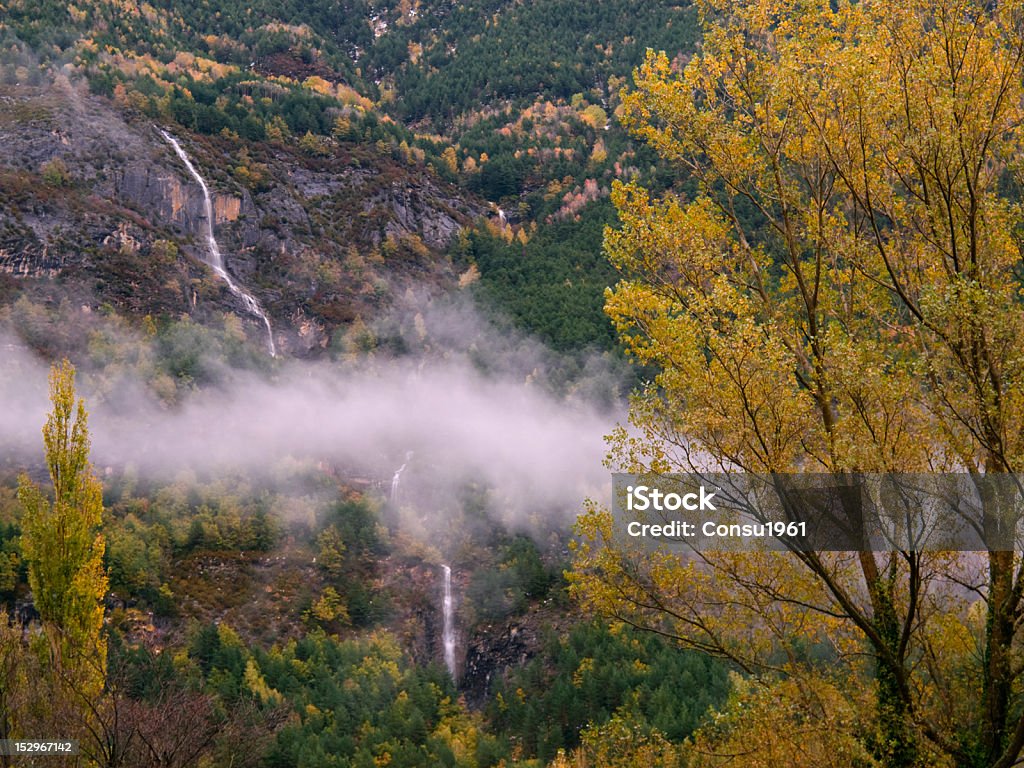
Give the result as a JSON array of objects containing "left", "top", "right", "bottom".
[{"left": 0, "top": 75, "right": 483, "bottom": 356}]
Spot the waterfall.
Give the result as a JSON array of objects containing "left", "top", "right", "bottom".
[
  {"left": 389, "top": 451, "right": 413, "bottom": 503},
  {"left": 159, "top": 130, "right": 277, "bottom": 357},
  {"left": 442, "top": 564, "right": 456, "bottom": 678}
]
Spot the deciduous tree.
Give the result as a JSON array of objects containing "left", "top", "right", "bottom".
[
  {"left": 570, "top": 1, "right": 1024, "bottom": 766},
  {"left": 18, "top": 360, "right": 108, "bottom": 702}
]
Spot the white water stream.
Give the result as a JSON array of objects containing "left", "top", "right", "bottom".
[
  {"left": 442, "top": 564, "right": 456, "bottom": 678},
  {"left": 160, "top": 130, "right": 276, "bottom": 356},
  {"left": 389, "top": 451, "right": 413, "bottom": 503}
]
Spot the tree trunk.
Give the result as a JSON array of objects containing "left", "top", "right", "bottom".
[
  {"left": 867, "top": 566, "right": 918, "bottom": 768},
  {"left": 983, "top": 549, "right": 1014, "bottom": 766}
]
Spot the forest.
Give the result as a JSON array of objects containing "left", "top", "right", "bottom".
[{"left": 3, "top": 0, "right": 1024, "bottom": 766}]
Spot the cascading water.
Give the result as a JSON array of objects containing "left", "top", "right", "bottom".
[
  {"left": 159, "top": 129, "right": 277, "bottom": 357},
  {"left": 442, "top": 564, "right": 456, "bottom": 678},
  {"left": 389, "top": 451, "right": 413, "bottom": 503}
]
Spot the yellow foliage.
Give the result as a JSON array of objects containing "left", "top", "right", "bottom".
[
  {"left": 572, "top": 657, "right": 595, "bottom": 687},
  {"left": 334, "top": 84, "right": 373, "bottom": 110},
  {"left": 217, "top": 622, "right": 244, "bottom": 649},
  {"left": 309, "top": 586, "right": 350, "bottom": 626},
  {"left": 577, "top": 708, "right": 681, "bottom": 768},
  {"left": 303, "top": 76, "right": 333, "bottom": 95},
  {"left": 441, "top": 146, "right": 458, "bottom": 173},
  {"left": 18, "top": 362, "right": 109, "bottom": 709},
  {"left": 579, "top": 104, "right": 607, "bottom": 129},
  {"left": 685, "top": 674, "right": 883, "bottom": 768},
  {"left": 333, "top": 116, "right": 352, "bottom": 137},
  {"left": 265, "top": 115, "right": 291, "bottom": 143},
  {"left": 244, "top": 658, "right": 283, "bottom": 705},
  {"left": 572, "top": 1, "right": 1024, "bottom": 765}
]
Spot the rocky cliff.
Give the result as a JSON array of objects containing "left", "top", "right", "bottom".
[{"left": 0, "top": 77, "right": 485, "bottom": 356}]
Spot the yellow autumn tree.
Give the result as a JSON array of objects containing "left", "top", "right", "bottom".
[
  {"left": 570, "top": 0, "right": 1024, "bottom": 766},
  {"left": 18, "top": 361, "right": 108, "bottom": 708}
]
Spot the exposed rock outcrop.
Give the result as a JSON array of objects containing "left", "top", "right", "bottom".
[{"left": 0, "top": 78, "right": 486, "bottom": 355}]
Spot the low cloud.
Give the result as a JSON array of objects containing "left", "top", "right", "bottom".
[{"left": 1, "top": 303, "right": 621, "bottom": 533}]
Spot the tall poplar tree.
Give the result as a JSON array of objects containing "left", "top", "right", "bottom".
[
  {"left": 18, "top": 360, "right": 107, "bottom": 699},
  {"left": 571, "top": 0, "right": 1024, "bottom": 766}
]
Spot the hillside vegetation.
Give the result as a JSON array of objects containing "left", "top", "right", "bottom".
[{"left": 0, "top": 1, "right": 740, "bottom": 767}]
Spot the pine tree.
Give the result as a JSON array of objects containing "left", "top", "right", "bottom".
[{"left": 18, "top": 360, "right": 108, "bottom": 698}]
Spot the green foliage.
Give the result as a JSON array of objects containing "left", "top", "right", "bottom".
[
  {"left": 107, "top": 632, "right": 178, "bottom": 702},
  {"left": 40, "top": 157, "right": 70, "bottom": 187},
  {"left": 320, "top": 498, "right": 385, "bottom": 563},
  {"left": 315, "top": 498, "right": 389, "bottom": 627},
  {"left": 488, "top": 623, "right": 729, "bottom": 763},
  {"left": 469, "top": 154, "right": 527, "bottom": 201},
  {"left": 2, "top": 297, "right": 273, "bottom": 405},
  {"left": 386, "top": 0, "right": 699, "bottom": 124},
  {"left": 17, "top": 361, "right": 108, "bottom": 694},
  {"left": 0, "top": 490, "right": 22, "bottom": 603},
  {"left": 0, "top": 365, "right": 734, "bottom": 767},
  {"left": 0, "top": 8, "right": 745, "bottom": 765},
  {"left": 3, "top": 0, "right": 696, "bottom": 215},
  {"left": 466, "top": 535, "right": 560, "bottom": 621},
  {"left": 466, "top": 200, "right": 621, "bottom": 352},
  {"left": 252, "top": 633, "right": 489, "bottom": 768},
  {"left": 155, "top": 318, "right": 223, "bottom": 386}
]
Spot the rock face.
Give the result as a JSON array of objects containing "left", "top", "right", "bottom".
[
  {"left": 115, "top": 164, "right": 255, "bottom": 238},
  {"left": 0, "top": 78, "right": 486, "bottom": 355},
  {"left": 278, "top": 152, "right": 480, "bottom": 254},
  {"left": 462, "top": 621, "right": 537, "bottom": 709},
  {"left": 0, "top": 240, "right": 67, "bottom": 277},
  {"left": 461, "top": 602, "right": 569, "bottom": 710},
  {"left": 372, "top": 182, "right": 466, "bottom": 249}
]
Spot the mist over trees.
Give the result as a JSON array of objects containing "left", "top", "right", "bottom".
[{"left": 10, "top": 0, "right": 1024, "bottom": 764}]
